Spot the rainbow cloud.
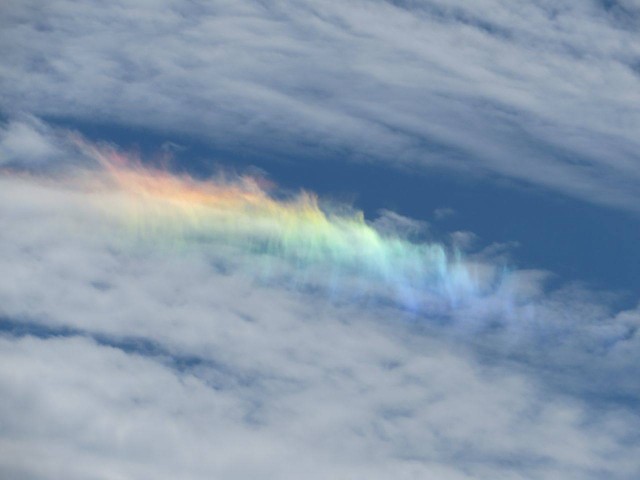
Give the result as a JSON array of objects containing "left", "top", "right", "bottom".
[{"left": 39, "top": 139, "right": 498, "bottom": 312}]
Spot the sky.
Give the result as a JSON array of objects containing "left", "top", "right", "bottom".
[{"left": 0, "top": 1, "right": 639, "bottom": 479}]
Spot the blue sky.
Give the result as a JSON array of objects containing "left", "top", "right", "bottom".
[{"left": 1, "top": 1, "right": 640, "bottom": 479}]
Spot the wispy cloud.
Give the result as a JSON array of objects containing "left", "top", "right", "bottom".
[
  {"left": 434, "top": 207, "right": 456, "bottom": 220},
  {"left": 1, "top": 140, "right": 639, "bottom": 473},
  {"left": 0, "top": 116, "right": 65, "bottom": 166},
  {"left": 0, "top": 168, "right": 639, "bottom": 478},
  {"left": 1, "top": 0, "right": 639, "bottom": 210},
  {"left": 2, "top": 4, "right": 640, "bottom": 477}
]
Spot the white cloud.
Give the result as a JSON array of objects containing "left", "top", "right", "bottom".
[
  {"left": 1, "top": 1, "right": 640, "bottom": 210},
  {"left": 2, "top": 2, "right": 639, "bottom": 476},
  {"left": 0, "top": 169, "right": 639, "bottom": 478},
  {"left": 5, "top": 333, "right": 633, "bottom": 480}
]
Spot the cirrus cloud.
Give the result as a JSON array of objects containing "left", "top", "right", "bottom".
[{"left": 1, "top": 0, "right": 640, "bottom": 210}]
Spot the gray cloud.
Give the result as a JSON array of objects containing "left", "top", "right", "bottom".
[
  {"left": 1, "top": 0, "right": 640, "bottom": 210},
  {"left": 0, "top": 116, "right": 62, "bottom": 166}
]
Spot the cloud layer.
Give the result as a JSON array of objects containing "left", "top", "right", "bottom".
[
  {"left": 2, "top": 0, "right": 640, "bottom": 210},
  {"left": 1, "top": 143, "right": 639, "bottom": 478},
  {"left": 2, "top": 3, "right": 640, "bottom": 476}
]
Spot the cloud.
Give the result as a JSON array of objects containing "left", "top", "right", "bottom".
[
  {"left": 10, "top": 321, "right": 640, "bottom": 480},
  {"left": 2, "top": 0, "right": 640, "bottom": 210},
  {"left": 2, "top": 332, "right": 637, "bottom": 480},
  {"left": 2, "top": 2, "right": 639, "bottom": 476},
  {"left": 0, "top": 116, "right": 61, "bottom": 166},
  {"left": 434, "top": 207, "right": 456, "bottom": 220},
  {"left": 1, "top": 144, "right": 640, "bottom": 478},
  {"left": 371, "top": 208, "right": 429, "bottom": 239},
  {"left": 449, "top": 230, "right": 478, "bottom": 250}
]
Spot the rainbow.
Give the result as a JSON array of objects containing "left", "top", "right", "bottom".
[{"left": 70, "top": 140, "right": 483, "bottom": 310}]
